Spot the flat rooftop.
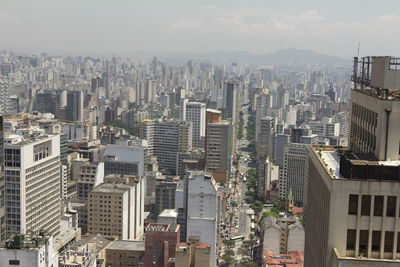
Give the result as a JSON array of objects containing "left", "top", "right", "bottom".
[
  {"left": 107, "top": 240, "right": 145, "bottom": 251},
  {"left": 313, "top": 146, "right": 400, "bottom": 181},
  {"left": 91, "top": 183, "right": 132, "bottom": 194}
]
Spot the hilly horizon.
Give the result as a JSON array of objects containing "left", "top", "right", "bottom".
[{"left": 3, "top": 46, "right": 349, "bottom": 66}]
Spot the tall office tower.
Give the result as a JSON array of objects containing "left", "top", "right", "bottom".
[
  {"left": 278, "top": 143, "right": 308, "bottom": 205},
  {"left": 145, "top": 79, "right": 156, "bottom": 103},
  {"left": 0, "top": 77, "right": 9, "bottom": 115},
  {"left": 274, "top": 134, "right": 290, "bottom": 167},
  {"left": 205, "top": 120, "right": 231, "bottom": 183},
  {"left": 257, "top": 116, "right": 276, "bottom": 161},
  {"left": 91, "top": 76, "right": 103, "bottom": 94},
  {"left": 186, "top": 171, "right": 220, "bottom": 267},
  {"left": 4, "top": 134, "right": 61, "bottom": 238},
  {"left": 185, "top": 102, "right": 206, "bottom": 149},
  {"left": 66, "top": 90, "right": 84, "bottom": 121},
  {"left": 155, "top": 178, "right": 178, "bottom": 218},
  {"left": 305, "top": 56, "right": 400, "bottom": 267},
  {"left": 88, "top": 174, "right": 144, "bottom": 240},
  {"left": 223, "top": 81, "right": 240, "bottom": 153},
  {"left": 33, "top": 92, "right": 58, "bottom": 115},
  {"left": 277, "top": 89, "right": 289, "bottom": 109},
  {"left": 0, "top": 116, "right": 4, "bottom": 241},
  {"left": 143, "top": 119, "right": 192, "bottom": 174}
]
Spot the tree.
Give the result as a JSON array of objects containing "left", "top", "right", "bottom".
[
  {"left": 222, "top": 239, "right": 236, "bottom": 265},
  {"left": 250, "top": 201, "right": 263, "bottom": 215},
  {"left": 262, "top": 211, "right": 279, "bottom": 219},
  {"left": 247, "top": 168, "right": 257, "bottom": 178},
  {"left": 238, "top": 234, "right": 258, "bottom": 263},
  {"left": 104, "top": 120, "right": 139, "bottom": 136}
]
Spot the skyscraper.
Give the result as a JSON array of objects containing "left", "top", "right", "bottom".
[
  {"left": 305, "top": 56, "right": 400, "bottom": 266},
  {"left": 205, "top": 120, "right": 231, "bottom": 183},
  {"left": 66, "top": 90, "right": 84, "bottom": 121},
  {"left": 278, "top": 143, "right": 309, "bottom": 205},
  {"left": 185, "top": 102, "right": 206, "bottom": 149},
  {"left": 186, "top": 171, "right": 220, "bottom": 267},
  {"left": 143, "top": 119, "right": 192, "bottom": 174},
  {"left": 4, "top": 134, "right": 61, "bottom": 238}
]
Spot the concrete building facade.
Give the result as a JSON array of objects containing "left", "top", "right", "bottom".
[{"left": 4, "top": 134, "right": 61, "bottom": 237}]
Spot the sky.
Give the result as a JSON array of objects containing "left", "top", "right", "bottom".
[{"left": 1, "top": 0, "right": 400, "bottom": 58}]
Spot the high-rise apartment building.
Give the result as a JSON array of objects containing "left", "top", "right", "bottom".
[
  {"left": 143, "top": 119, "right": 192, "bottom": 174},
  {"left": 186, "top": 171, "right": 220, "bottom": 267},
  {"left": 305, "top": 56, "right": 400, "bottom": 267},
  {"left": 185, "top": 102, "right": 206, "bottom": 149},
  {"left": 278, "top": 143, "right": 309, "bottom": 205},
  {"left": 4, "top": 133, "right": 61, "bottom": 238},
  {"left": 88, "top": 174, "right": 144, "bottom": 240}
]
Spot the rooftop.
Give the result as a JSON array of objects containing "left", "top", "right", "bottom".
[
  {"left": 158, "top": 209, "right": 178, "bottom": 218},
  {"left": 91, "top": 182, "right": 133, "bottom": 194},
  {"left": 195, "top": 242, "right": 210, "bottom": 249},
  {"left": 1, "top": 233, "right": 49, "bottom": 250},
  {"left": 263, "top": 250, "right": 304, "bottom": 267},
  {"left": 107, "top": 240, "right": 145, "bottom": 251},
  {"left": 313, "top": 146, "right": 400, "bottom": 181},
  {"left": 81, "top": 234, "right": 115, "bottom": 253}
]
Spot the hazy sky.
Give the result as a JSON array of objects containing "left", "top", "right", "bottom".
[{"left": 1, "top": 0, "right": 399, "bottom": 57}]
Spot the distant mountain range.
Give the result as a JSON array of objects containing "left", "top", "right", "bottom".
[
  {"left": 3, "top": 46, "right": 349, "bottom": 66},
  {"left": 131, "top": 48, "right": 349, "bottom": 66}
]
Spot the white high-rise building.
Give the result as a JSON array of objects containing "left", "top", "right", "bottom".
[
  {"left": 186, "top": 171, "right": 220, "bottom": 267},
  {"left": 4, "top": 133, "right": 61, "bottom": 237},
  {"left": 185, "top": 102, "right": 206, "bottom": 148}
]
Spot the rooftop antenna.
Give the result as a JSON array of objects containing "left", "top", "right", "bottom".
[{"left": 357, "top": 41, "right": 360, "bottom": 58}]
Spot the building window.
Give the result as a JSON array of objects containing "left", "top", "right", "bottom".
[
  {"left": 387, "top": 196, "right": 396, "bottom": 217},
  {"left": 374, "top": 196, "right": 384, "bottom": 216},
  {"left": 385, "top": 231, "right": 394, "bottom": 252},
  {"left": 359, "top": 230, "right": 369, "bottom": 255},
  {"left": 9, "top": 260, "right": 20, "bottom": 265},
  {"left": 361, "top": 195, "right": 371, "bottom": 216},
  {"left": 371, "top": 231, "right": 381, "bottom": 251},
  {"left": 346, "top": 229, "right": 356, "bottom": 250},
  {"left": 348, "top": 195, "right": 358, "bottom": 215}
]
